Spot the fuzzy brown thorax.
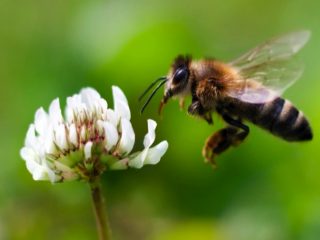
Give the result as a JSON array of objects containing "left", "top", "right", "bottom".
[{"left": 189, "top": 59, "right": 241, "bottom": 111}]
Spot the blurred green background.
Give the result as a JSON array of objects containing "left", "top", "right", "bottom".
[{"left": 0, "top": 0, "right": 319, "bottom": 239}]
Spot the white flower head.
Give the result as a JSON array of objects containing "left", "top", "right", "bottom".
[{"left": 20, "top": 86, "right": 168, "bottom": 183}]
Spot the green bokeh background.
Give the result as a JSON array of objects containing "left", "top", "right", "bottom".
[{"left": 0, "top": 0, "right": 319, "bottom": 239}]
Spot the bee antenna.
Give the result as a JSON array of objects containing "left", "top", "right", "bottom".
[
  {"left": 140, "top": 80, "right": 167, "bottom": 114},
  {"left": 138, "top": 76, "right": 167, "bottom": 101}
]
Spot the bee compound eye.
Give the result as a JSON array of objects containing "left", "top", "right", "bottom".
[{"left": 173, "top": 68, "right": 188, "bottom": 84}]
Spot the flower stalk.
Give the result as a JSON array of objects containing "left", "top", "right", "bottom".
[{"left": 89, "top": 177, "right": 111, "bottom": 240}]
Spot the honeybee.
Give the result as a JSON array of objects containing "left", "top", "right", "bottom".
[{"left": 139, "top": 31, "right": 313, "bottom": 165}]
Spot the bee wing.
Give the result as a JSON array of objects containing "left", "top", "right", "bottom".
[{"left": 228, "top": 30, "right": 310, "bottom": 103}]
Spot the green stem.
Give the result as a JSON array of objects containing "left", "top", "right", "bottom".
[{"left": 89, "top": 177, "right": 111, "bottom": 240}]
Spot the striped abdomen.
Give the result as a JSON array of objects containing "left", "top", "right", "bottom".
[{"left": 224, "top": 97, "right": 313, "bottom": 141}]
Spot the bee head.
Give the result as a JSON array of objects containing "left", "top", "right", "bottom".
[
  {"left": 163, "top": 55, "right": 191, "bottom": 103},
  {"left": 139, "top": 55, "right": 191, "bottom": 115}
]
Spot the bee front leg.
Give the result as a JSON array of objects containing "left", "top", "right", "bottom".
[
  {"left": 188, "top": 100, "right": 202, "bottom": 115},
  {"left": 179, "top": 98, "right": 185, "bottom": 110},
  {"left": 188, "top": 100, "right": 213, "bottom": 125}
]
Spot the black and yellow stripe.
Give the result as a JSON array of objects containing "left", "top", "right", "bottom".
[{"left": 223, "top": 97, "right": 312, "bottom": 141}]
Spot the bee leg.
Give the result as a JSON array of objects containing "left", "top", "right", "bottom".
[
  {"left": 188, "top": 100, "right": 202, "bottom": 115},
  {"left": 179, "top": 98, "right": 185, "bottom": 110},
  {"left": 202, "top": 114, "right": 249, "bottom": 165},
  {"left": 221, "top": 113, "right": 249, "bottom": 146},
  {"left": 188, "top": 100, "right": 213, "bottom": 125},
  {"left": 204, "top": 112, "right": 213, "bottom": 125},
  {"left": 202, "top": 127, "right": 238, "bottom": 166}
]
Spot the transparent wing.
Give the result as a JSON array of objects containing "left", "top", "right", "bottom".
[{"left": 228, "top": 30, "right": 310, "bottom": 103}]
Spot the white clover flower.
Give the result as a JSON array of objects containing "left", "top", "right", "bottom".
[{"left": 20, "top": 86, "right": 168, "bottom": 183}]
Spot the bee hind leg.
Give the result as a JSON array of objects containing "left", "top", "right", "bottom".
[
  {"left": 202, "top": 127, "right": 238, "bottom": 166},
  {"left": 221, "top": 113, "right": 249, "bottom": 146},
  {"left": 202, "top": 113, "right": 249, "bottom": 166}
]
